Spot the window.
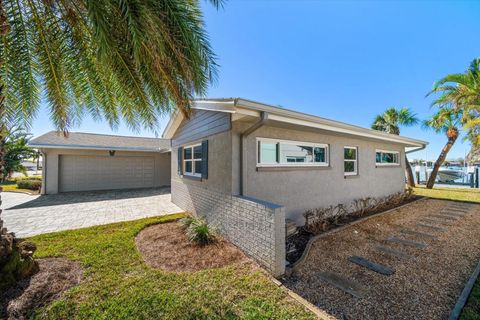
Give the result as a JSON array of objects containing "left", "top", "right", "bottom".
[
  {"left": 183, "top": 144, "right": 203, "bottom": 176},
  {"left": 376, "top": 150, "right": 400, "bottom": 166},
  {"left": 344, "top": 146, "right": 358, "bottom": 175},
  {"left": 257, "top": 138, "right": 328, "bottom": 167}
]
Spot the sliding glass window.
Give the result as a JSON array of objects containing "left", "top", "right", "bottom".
[{"left": 257, "top": 138, "right": 328, "bottom": 167}]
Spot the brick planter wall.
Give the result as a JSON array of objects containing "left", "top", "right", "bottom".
[{"left": 172, "top": 180, "right": 286, "bottom": 276}]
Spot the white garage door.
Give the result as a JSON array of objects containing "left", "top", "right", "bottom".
[{"left": 59, "top": 155, "right": 155, "bottom": 192}]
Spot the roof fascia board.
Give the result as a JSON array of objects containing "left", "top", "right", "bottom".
[
  {"left": 235, "top": 99, "right": 427, "bottom": 147},
  {"left": 162, "top": 111, "right": 184, "bottom": 139},
  {"left": 28, "top": 144, "right": 161, "bottom": 152},
  {"left": 192, "top": 100, "right": 236, "bottom": 113}
]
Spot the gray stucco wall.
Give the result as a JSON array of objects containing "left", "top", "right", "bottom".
[
  {"left": 42, "top": 148, "right": 170, "bottom": 194},
  {"left": 171, "top": 118, "right": 286, "bottom": 276},
  {"left": 232, "top": 122, "right": 407, "bottom": 225}
]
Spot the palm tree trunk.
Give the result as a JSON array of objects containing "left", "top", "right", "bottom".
[
  {"left": 426, "top": 135, "right": 458, "bottom": 189},
  {"left": 405, "top": 155, "right": 415, "bottom": 187}
]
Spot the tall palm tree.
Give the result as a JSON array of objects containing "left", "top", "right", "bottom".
[
  {"left": 0, "top": 0, "right": 221, "bottom": 287},
  {"left": 423, "top": 107, "right": 462, "bottom": 189},
  {"left": 429, "top": 58, "right": 480, "bottom": 146},
  {"left": 371, "top": 107, "right": 419, "bottom": 187}
]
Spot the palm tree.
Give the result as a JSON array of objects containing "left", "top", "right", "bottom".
[
  {"left": 429, "top": 58, "right": 480, "bottom": 146},
  {"left": 423, "top": 107, "right": 462, "bottom": 189},
  {"left": 371, "top": 107, "right": 419, "bottom": 187},
  {"left": 0, "top": 0, "right": 221, "bottom": 288}
]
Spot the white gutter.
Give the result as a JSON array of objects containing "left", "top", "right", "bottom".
[{"left": 28, "top": 144, "right": 166, "bottom": 153}]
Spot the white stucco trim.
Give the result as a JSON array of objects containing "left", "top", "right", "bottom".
[{"left": 162, "top": 97, "right": 429, "bottom": 149}]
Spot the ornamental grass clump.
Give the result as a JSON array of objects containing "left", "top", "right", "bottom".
[{"left": 184, "top": 217, "right": 217, "bottom": 246}]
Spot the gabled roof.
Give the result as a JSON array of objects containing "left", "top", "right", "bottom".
[
  {"left": 162, "top": 98, "right": 428, "bottom": 149},
  {"left": 29, "top": 131, "right": 171, "bottom": 152}
]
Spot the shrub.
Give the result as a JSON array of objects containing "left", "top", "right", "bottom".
[
  {"left": 185, "top": 218, "right": 217, "bottom": 246},
  {"left": 304, "top": 190, "right": 414, "bottom": 235},
  {"left": 16, "top": 179, "right": 42, "bottom": 191},
  {"left": 180, "top": 216, "right": 196, "bottom": 230}
]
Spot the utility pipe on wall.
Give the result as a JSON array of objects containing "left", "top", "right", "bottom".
[{"left": 240, "top": 111, "right": 268, "bottom": 196}]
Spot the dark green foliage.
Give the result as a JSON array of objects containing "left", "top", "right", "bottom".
[
  {"left": 16, "top": 179, "right": 41, "bottom": 190},
  {"left": 1, "top": 129, "right": 37, "bottom": 180},
  {"left": 1, "top": 0, "right": 221, "bottom": 133},
  {"left": 185, "top": 217, "right": 217, "bottom": 246},
  {"left": 180, "top": 216, "right": 196, "bottom": 229}
]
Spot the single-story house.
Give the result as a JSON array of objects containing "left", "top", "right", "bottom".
[
  {"left": 30, "top": 98, "right": 428, "bottom": 276},
  {"left": 162, "top": 98, "right": 427, "bottom": 275},
  {"left": 29, "top": 132, "right": 171, "bottom": 194}
]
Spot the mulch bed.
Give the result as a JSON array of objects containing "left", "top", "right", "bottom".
[
  {"left": 136, "top": 221, "right": 252, "bottom": 272},
  {"left": 1, "top": 258, "right": 83, "bottom": 320},
  {"left": 284, "top": 199, "right": 480, "bottom": 320},
  {"left": 286, "top": 196, "right": 421, "bottom": 265}
]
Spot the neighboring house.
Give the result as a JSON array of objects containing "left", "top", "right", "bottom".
[
  {"left": 163, "top": 98, "right": 428, "bottom": 276},
  {"left": 29, "top": 132, "right": 171, "bottom": 194}
]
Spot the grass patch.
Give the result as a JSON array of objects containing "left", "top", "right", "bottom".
[
  {"left": 413, "top": 185, "right": 480, "bottom": 203},
  {"left": 27, "top": 214, "right": 314, "bottom": 319},
  {"left": 461, "top": 275, "right": 480, "bottom": 320},
  {"left": 0, "top": 180, "right": 38, "bottom": 194}
]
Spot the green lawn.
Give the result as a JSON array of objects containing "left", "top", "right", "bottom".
[
  {"left": 413, "top": 185, "right": 480, "bottom": 203},
  {"left": 412, "top": 186, "right": 480, "bottom": 319},
  {"left": 28, "top": 214, "right": 314, "bottom": 320},
  {"left": 0, "top": 180, "right": 38, "bottom": 194}
]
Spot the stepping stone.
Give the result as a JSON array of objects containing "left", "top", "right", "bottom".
[
  {"left": 429, "top": 214, "right": 458, "bottom": 221},
  {"left": 439, "top": 212, "right": 465, "bottom": 219},
  {"left": 375, "top": 245, "right": 413, "bottom": 260},
  {"left": 400, "top": 229, "right": 437, "bottom": 239},
  {"left": 318, "top": 271, "right": 366, "bottom": 298},
  {"left": 419, "top": 218, "right": 453, "bottom": 226},
  {"left": 448, "top": 206, "right": 470, "bottom": 210},
  {"left": 448, "top": 209, "right": 469, "bottom": 214},
  {"left": 349, "top": 256, "right": 395, "bottom": 276},
  {"left": 387, "top": 236, "right": 428, "bottom": 249},
  {"left": 441, "top": 211, "right": 466, "bottom": 217},
  {"left": 416, "top": 223, "right": 447, "bottom": 231}
]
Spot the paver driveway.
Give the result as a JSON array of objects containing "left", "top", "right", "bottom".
[{"left": 1, "top": 188, "right": 182, "bottom": 237}]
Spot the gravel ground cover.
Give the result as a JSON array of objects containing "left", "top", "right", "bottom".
[{"left": 284, "top": 199, "right": 480, "bottom": 320}]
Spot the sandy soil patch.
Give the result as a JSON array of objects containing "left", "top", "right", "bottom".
[
  {"left": 136, "top": 221, "right": 251, "bottom": 272},
  {"left": 284, "top": 199, "right": 480, "bottom": 320},
  {"left": 1, "top": 258, "right": 83, "bottom": 320}
]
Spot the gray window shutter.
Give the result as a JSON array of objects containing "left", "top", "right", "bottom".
[
  {"left": 177, "top": 147, "right": 183, "bottom": 175},
  {"left": 201, "top": 140, "right": 208, "bottom": 179}
]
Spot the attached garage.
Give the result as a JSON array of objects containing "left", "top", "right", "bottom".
[
  {"left": 29, "top": 131, "right": 171, "bottom": 194},
  {"left": 59, "top": 155, "right": 156, "bottom": 192}
]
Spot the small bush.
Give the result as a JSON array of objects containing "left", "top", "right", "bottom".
[
  {"left": 14, "top": 175, "right": 42, "bottom": 182},
  {"left": 16, "top": 179, "right": 42, "bottom": 191},
  {"left": 180, "top": 216, "right": 196, "bottom": 230},
  {"left": 185, "top": 218, "right": 217, "bottom": 246}
]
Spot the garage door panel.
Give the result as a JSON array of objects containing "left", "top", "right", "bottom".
[{"left": 59, "top": 155, "right": 156, "bottom": 192}]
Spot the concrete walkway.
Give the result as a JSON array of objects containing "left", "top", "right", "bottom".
[{"left": 1, "top": 188, "right": 182, "bottom": 237}]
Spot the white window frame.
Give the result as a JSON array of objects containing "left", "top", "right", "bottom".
[
  {"left": 375, "top": 149, "right": 400, "bottom": 166},
  {"left": 256, "top": 138, "right": 329, "bottom": 167},
  {"left": 344, "top": 146, "right": 358, "bottom": 176},
  {"left": 183, "top": 143, "right": 202, "bottom": 177}
]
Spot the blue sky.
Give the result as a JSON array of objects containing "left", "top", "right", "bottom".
[{"left": 31, "top": 0, "right": 479, "bottom": 160}]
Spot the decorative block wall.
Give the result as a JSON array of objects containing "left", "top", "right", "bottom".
[{"left": 171, "top": 180, "right": 285, "bottom": 276}]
